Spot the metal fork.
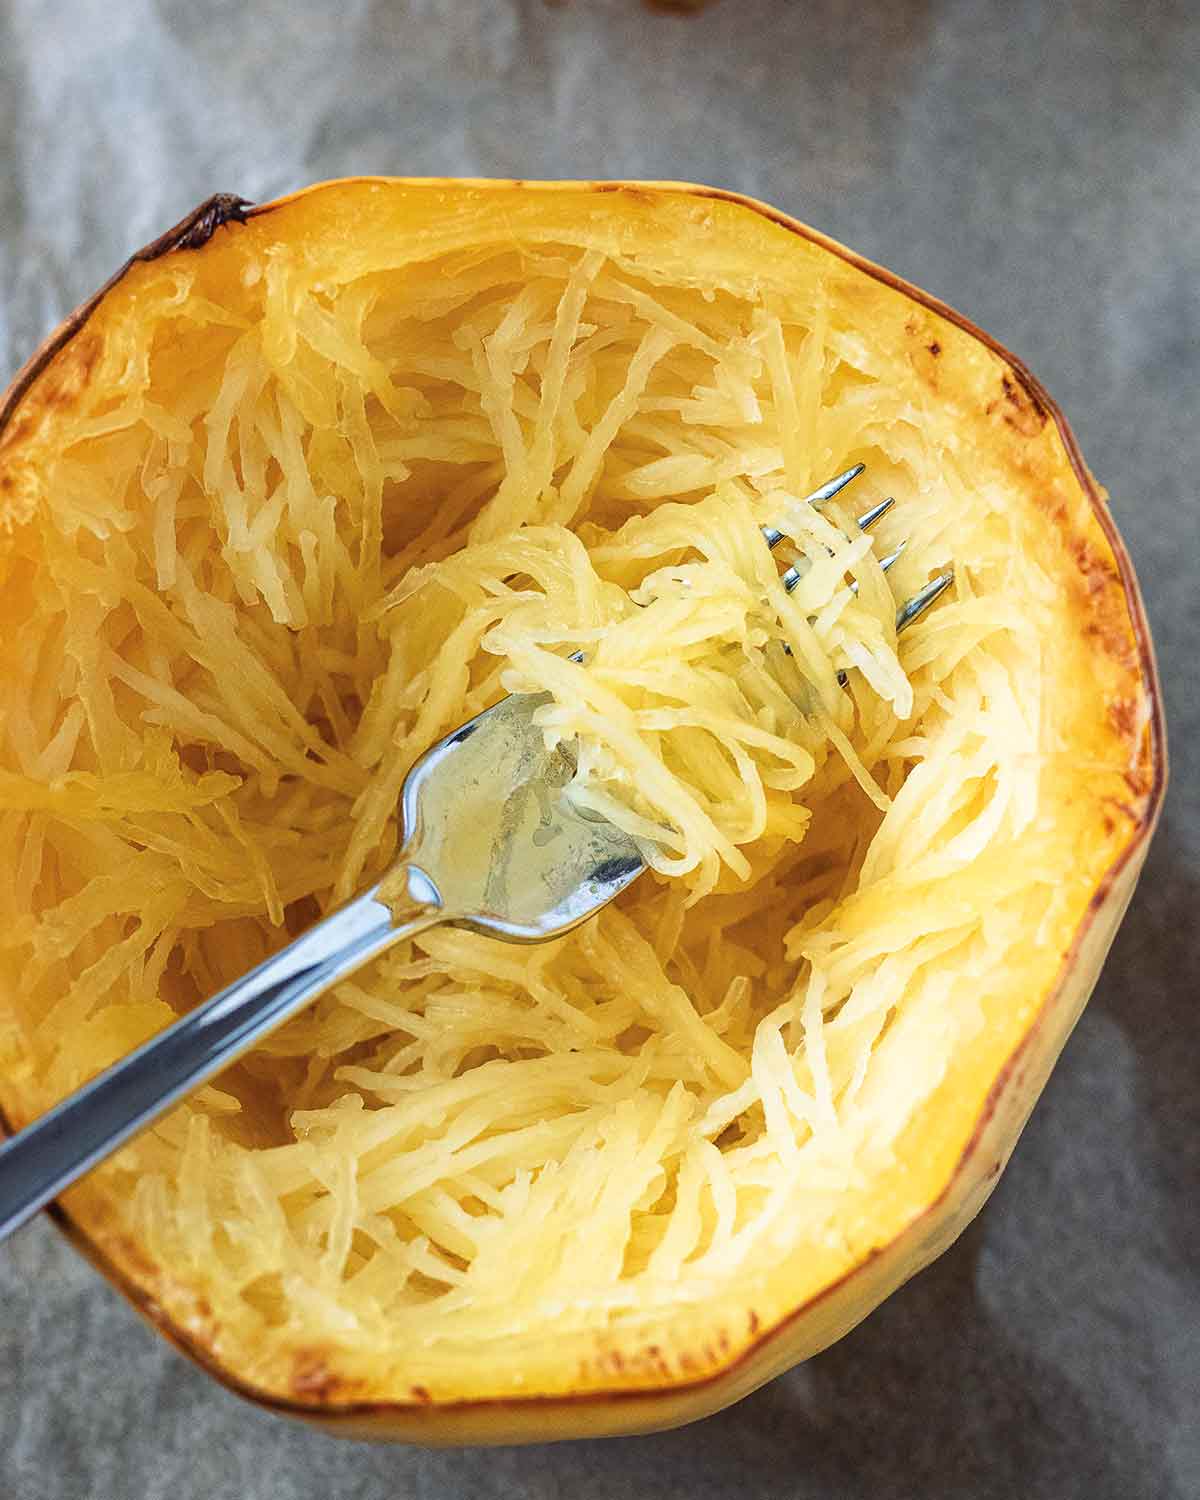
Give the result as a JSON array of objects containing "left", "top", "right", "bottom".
[{"left": 0, "top": 467, "right": 953, "bottom": 1241}]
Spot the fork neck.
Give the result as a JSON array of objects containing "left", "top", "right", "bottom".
[{"left": 374, "top": 861, "right": 445, "bottom": 935}]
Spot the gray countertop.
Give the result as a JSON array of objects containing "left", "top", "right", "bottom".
[{"left": 1, "top": 2, "right": 1196, "bottom": 1496}]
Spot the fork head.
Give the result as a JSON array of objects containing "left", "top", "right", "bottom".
[
  {"left": 396, "top": 691, "right": 646, "bottom": 942},
  {"left": 391, "top": 466, "right": 952, "bottom": 943}
]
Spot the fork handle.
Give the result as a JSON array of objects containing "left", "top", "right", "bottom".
[{"left": 0, "top": 870, "right": 442, "bottom": 1243}]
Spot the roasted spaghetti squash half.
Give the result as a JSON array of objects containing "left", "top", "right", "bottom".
[{"left": 0, "top": 180, "right": 1163, "bottom": 1442}]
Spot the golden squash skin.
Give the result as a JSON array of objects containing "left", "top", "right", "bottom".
[{"left": 0, "top": 180, "right": 1165, "bottom": 1443}]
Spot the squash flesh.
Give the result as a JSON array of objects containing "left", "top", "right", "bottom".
[{"left": 0, "top": 182, "right": 1157, "bottom": 1415}]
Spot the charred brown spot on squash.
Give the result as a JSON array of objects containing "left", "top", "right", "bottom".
[
  {"left": 1071, "top": 536, "right": 1119, "bottom": 597},
  {"left": 1, "top": 408, "right": 37, "bottom": 456},
  {"left": 590, "top": 183, "right": 657, "bottom": 210},
  {"left": 410, "top": 1384, "right": 433, "bottom": 1404},
  {"left": 1062, "top": 526, "right": 1146, "bottom": 691},
  {"left": 1032, "top": 489, "right": 1068, "bottom": 528},
  {"left": 987, "top": 372, "right": 1049, "bottom": 437},
  {"left": 1082, "top": 618, "right": 1140, "bottom": 682},
  {"left": 903, "top": 314, "right": 947, "bottom": 392},
  {"left": 1107, "top": 698, "right": 1139, "bottom": 740},
  {"left": 291, "top": 1350, "right": 360, "bottom": 1402},
  {"left": 43, "top": 333, "right": 103, "bottom": 413},
  {"left": 1105, "top": 794, "right": 1141, "bottom": 825}
]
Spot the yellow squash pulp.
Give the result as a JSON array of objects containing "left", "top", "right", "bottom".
[{"left": 0, "top": 182, "right": 1157, "bottom": 1419}]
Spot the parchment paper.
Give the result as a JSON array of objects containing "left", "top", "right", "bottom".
[{"left": 1, "top": 2, "right": 1197, "bottom": 1497}]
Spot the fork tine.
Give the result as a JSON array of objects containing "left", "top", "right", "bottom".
[
  {"left": 854, "top": 496, "right": 895, "bottom": 532},
  {"left": 761, "top": 462, "right": 867, "bottom": 549},
  {"left": 759, "top": 466, "right": 953, "bottom": 682},
  {"left": 873, "top": 541, "right": 906, "bottom": 575},
  {"left": 805, "top": 462, "right": 867, "bottom": 508},
  {"left": 895, "top": 569, "right": 955, "bottom": 632},
  {"left": 831, "top": 570, "right": 956, "bottom": 686},
  {"left": 781, "top": 537, "right": 904, "bottom": 596},
  {"left": 765, "top": 493, "right": 892, "bottom": 567}
]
